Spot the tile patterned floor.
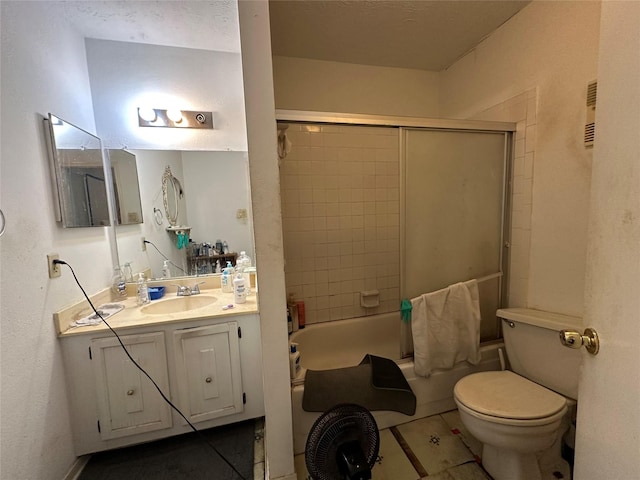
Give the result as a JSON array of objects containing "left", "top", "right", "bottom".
[{"left": 294, "top": 409, "right": 492, "bottom": 480}]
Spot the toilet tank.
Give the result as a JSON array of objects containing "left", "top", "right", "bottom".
[{"left": 498, "top": 308, "right": 583, "bottom": 399}]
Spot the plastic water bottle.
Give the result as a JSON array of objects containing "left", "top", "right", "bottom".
[
  {"left": 136, "top": 273, "right": 150, "bottom": 305},
  {"left": 236, "top": 251, "right": 252, "bottom": 294},
  {"left": 111, "top": 266, "right": 127, "bottom": 299}
]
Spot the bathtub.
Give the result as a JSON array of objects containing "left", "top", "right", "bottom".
[{"left": 290, "top": 312, "right": 503, "bottom": 454}]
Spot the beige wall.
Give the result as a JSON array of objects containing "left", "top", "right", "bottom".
[
  {"left": 1, "top": 3, "right": 111, "bottom": 478},
  {"left": 440, "top": 1, "right": 601, "bottom": 316},
  {"left": 238, "top": 2, "right": 296, "bottom": 479},
  {"left": 273, "top": 56, "right": 440, "bottom": 117}
]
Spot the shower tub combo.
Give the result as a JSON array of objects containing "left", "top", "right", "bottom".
[{"left": 290, "top": 312, "right": 502, "bottom": 454}]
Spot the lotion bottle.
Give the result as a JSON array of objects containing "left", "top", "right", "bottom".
[
  {"left": 221, "top": 261, "right": 234, "bottom": 293},
  {"left": 233, "top": 272, "right": 247, "bottom": 304}
]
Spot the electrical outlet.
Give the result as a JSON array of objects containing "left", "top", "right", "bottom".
[
  {"left": 47, "top": 253, "right": 61, "bottom": 278},
  {"left": 141, "top": 237, "right": 146, "bottom": 251}
]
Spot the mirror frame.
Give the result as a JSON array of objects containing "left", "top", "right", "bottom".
[{"left": 162, "top": 165, "right": 180, "bottom": 227}]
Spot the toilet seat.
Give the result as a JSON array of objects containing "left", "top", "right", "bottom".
[{"left": 454, "top": 371, "right": 567, "bottom": 426}]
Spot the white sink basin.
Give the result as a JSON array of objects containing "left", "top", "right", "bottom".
[{"left": 141, "top": 295, "right": 217, "bottom": 315}]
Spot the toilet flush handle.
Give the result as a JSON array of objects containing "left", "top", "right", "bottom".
[{"left": 559, "top": 328, "right": 600, "bottom": 355}]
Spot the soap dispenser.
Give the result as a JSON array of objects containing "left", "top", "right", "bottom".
[
  {"left": 162, "top": 260, "right": 171, "bottom": 279},
  {"left": 221, "top": 261, "right": 234, "bottom": 293},
  {"left": 136, "top": 272, "right": 150, "bottom": 306}
]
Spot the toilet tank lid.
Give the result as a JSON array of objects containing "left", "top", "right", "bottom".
[
  {"left": 497, "top": 308, "right": 582, "bottom": 331},
  {"left": 455, "top": 371, "right": 567, "bottom": 420}
]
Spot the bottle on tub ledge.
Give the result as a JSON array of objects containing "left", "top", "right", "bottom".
[
  {"left": 297, "top": 299, "right": 306, "bottom": 329},
  {"left": 287, "top": 294, "right": 299, "bottom": 333},
  {"left": 289, "top": 343, "right": 301, "bottom": 380}
]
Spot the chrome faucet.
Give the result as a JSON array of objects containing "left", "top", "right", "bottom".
[{"left": 173, "top": 282, "right": 205, "bottom": 296}]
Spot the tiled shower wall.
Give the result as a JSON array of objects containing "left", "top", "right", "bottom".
[
  {"left": 471, "top": 88, "right": 537, "bottom": 308},
  {"left": 279, "top": 124, "right": 400, "bottom": 325}
]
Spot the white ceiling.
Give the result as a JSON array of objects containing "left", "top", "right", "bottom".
[
  {"left": 60, "top": 0, "right": 530, "bottom": 72},
  {"left": 60, "top": 0, "right": 241, "bottom": 53},
  {"left": 269, "top": 0, "right": 531, "bottom": 71}
]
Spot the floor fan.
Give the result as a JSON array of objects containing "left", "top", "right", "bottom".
[{"left": 305, "top": 404, "right": 380, "bottom": 480}]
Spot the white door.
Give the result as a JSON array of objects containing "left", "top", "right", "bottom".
[{"left": 573, "top": 2, "right": 640, "bottom": 478}]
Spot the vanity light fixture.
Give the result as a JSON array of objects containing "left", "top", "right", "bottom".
[
  {"left": 138, "top": 107, "right": 157, "bottom": 123},
  {"left": 166, "top": 109, "right": 183, "bottom": 123},
  {"left": 137, "top": 108, "right": 214, "bottom": 129}
]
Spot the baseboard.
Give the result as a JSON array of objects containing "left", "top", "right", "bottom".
[
  {"left": 61, "top": 455, "right": 90, "bottom": 480},
  {"left": 268, "top": 473, "right": 297, "bottom": 480}
]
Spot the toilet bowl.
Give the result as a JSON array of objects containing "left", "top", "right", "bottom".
[
  {"left": 452, "top": 308, "right": 582, "bottom": 480},
  {"left": 454, "top": 370, "right": 569, "bottom": 480}
]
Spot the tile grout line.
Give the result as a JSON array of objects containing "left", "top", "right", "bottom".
[{"left": 389, "top": 426, "right": 429, "bottom": 478}]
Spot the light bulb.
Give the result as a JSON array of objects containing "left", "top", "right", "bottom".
[
  {"left": 166, "top": 109, "right": 183, "bottom": 123},
  {"left": 138, "top": 107, "right": 157, "bottom": 122}
]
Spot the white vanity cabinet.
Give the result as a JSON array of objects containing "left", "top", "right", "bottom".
[
  {"left": 59, "top": 313, "right": 263, "bottom": 455},
  {"left": 91, "top": 331, "right": 172, "bottom": 439},
  {"left": 173, "top": 322, "right": 243, "bottom": 423}
]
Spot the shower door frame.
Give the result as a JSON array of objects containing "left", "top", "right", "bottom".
[
  {"left": 275, "top": 110, "right": 515, "bottom": 338},
  {"left": 400, "top": 127, "right": 513, "bottom": 343}
]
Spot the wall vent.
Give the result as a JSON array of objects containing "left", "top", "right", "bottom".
[{"left": 584, "top": 80, "right": 597, "bottom": 147}]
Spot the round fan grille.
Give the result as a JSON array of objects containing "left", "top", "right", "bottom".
[{"left": 305, "top": 404, "right": 380, "bottom": 480}]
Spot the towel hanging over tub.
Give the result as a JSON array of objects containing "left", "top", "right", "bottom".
[{"left": 411, "top": 280, "right": 481, "bottom": 377}]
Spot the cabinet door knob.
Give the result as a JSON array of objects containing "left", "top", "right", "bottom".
[
  {"left": 205, "top": 377, "right": 212, "bottom": 383},
  {"left": 127, "top": 389, "right": 135, "bottom": 396}
]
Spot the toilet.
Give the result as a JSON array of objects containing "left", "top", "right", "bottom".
[{"left": 453, "top": 308, "right": 582, "bottom": 480}]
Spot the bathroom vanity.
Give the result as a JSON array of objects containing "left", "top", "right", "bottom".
[{"left": 55, "top": 282, "right": 263, "bottom": 455}]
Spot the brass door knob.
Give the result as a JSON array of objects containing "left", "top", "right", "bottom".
[{"left": 559, "top": 328, "right": 599, "bottom": 355}]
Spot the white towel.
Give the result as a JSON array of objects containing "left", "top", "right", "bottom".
[{"left": 411, "top": 280, "right": 481, "bottom": 377}]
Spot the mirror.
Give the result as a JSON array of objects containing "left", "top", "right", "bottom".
[
  {"left": 107, "top": 149, "right": 144, "bottom": 225},
  {"left": 44, "top": 114, "right": 110, "bottom": 227},
  {"left": 162, "top": 166, "right": 181, "bottom": 227},
  {"left": 114, "top": 150, "right": 254, "bottom": 281}
]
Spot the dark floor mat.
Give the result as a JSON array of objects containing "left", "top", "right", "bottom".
[
  {"left": 302, "top": 354, "right": 416, "bottom": 416},
  {"left": 78, "top": 419, "right": 256, "bottom": 480}
]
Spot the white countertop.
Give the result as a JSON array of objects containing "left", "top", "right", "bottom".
[{"left": 55, "top": 286, "right": 259, "bottom": 337}]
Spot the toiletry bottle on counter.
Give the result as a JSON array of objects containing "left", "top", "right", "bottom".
[
  {"left": 236, "top": 251, "right": 252, "bottom": 294},
  {"left": 221, "top": 261, "right": 234, "bottom": 293},
  {"left": 233, "top": 272, "right": 246, "bottom": 304},
  {"left": 136, "top": 273, "right": 150, "bottom": 305},
  {"left": 287, "top": 306, "right": 293, "bottom": 334},
  {"left": 297, "top": 300, "right": 306, "bottom": 329},
  {"left": 111, "top": 266, "right": 127, "bottom": 299},
  {"left": 289, "top": 343, "right": 301, "bottom": 380},
  {"left": 162, "top": 260, "right": 171, "bottom": 279}
]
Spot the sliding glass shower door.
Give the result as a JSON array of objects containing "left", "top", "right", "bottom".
[{"left": 401, "top": 128, "right": 510, "bottom": 343}]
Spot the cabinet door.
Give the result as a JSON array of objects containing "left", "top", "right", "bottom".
[
  {"left": 173, "top": 322, "right": 243, "bottom": 423},
  {"left": 91, "top": 332, "right": 172, "bottom": 440}
]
